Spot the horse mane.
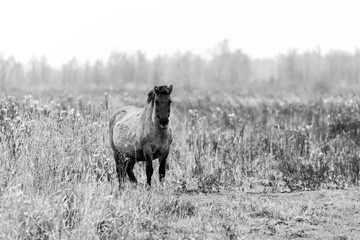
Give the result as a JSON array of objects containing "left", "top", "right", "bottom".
[
  {"left": 147, "top": 85, "right": 172, "bottom": 104},
  {"left": 155, "top": 85, "right": 172, "bottom": 95},
  {"left": 147, "top": 90, "right": 155, "bottom": 104}
]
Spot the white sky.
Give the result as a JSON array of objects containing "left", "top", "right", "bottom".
[{"left": 0, "top": 0, "right": 359, "bottom": 67}]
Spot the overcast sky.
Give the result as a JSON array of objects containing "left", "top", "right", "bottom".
[{"left": 0, "top": 0, "right": 359, "bottom": 67}]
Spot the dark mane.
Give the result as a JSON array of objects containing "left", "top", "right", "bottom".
[
  {"left": 147, "top": 90, "right": 155, "bottom": 104},
  {"left": 155, "top": 85, "right": 172, "bottom": 95}
]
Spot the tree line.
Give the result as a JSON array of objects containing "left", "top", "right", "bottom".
[{"left": 1, "top": 41, "right": 360, "bottom": 94}]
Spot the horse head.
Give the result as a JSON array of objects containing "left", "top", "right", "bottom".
[{"left": 148, "top": 85, "right": 173, "bottom": 129}]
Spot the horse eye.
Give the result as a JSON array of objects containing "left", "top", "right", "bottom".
[{"left": 169, "top": 100, "right": 172, "bottom": 104}]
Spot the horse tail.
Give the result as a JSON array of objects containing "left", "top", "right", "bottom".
[
  {"left": 109, "top": 109, "right": 127, "bottom": 152},
  {"left": 109, "top": 113, "right": 117, "bottom": 152}
]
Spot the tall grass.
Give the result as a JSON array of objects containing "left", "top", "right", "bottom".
[{"left": 1, "top": 92, "right": 360, "bottom": 238}]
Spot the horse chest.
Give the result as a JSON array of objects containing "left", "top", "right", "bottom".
[{"left": 149, "top": 135, "right": 170, "bottom": 152}]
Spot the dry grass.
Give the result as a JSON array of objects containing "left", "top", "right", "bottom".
[{"left": 1, "top": 92, "right": 360, "bottom": 239}]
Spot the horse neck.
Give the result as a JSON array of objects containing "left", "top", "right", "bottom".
[
  {"left": 140, "top": 101, "right": 156, "bottom": 131},
  {"left": 143, "top": 101, "right": 168, "bottom": 135},
  {"left": 144, "top": 101, "right": 155, "bottom": 123}
]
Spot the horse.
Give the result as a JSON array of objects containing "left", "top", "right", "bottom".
[{"left": 109, "top": 85, "right": 173, "bottom": 187}]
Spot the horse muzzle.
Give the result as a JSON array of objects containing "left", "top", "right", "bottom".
[{"left": 159, "top": 118, "right": 169, "bottom": 129}]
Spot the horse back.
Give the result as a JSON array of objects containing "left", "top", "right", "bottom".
[{"left": 109, "top": 106, "right": 143, "bottom": 155}]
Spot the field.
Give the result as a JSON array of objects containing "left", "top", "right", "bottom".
[{"left": 1, "top": 89, "right": 360, "bottom": 239}]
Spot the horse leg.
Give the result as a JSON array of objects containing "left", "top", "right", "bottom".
[
  {"left": 114, "top": 151, "right": 126, "bottom": 188},
  {"left": 126, "top": 157, "right": 138, "bottom": 184},
  {"left": 159, "top": 150, "right": 169, "bottom": 183},
  {"left": 143, "top": 145, "right": 154, "bottom": 186}
]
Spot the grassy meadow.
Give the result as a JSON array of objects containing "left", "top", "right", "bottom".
[{"left": 1, "top": 86, "right": 360, "bottom": 239}]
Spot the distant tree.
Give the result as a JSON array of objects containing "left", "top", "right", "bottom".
[
  {"left": 133, "top": 51, "right": 149, "bottom": 83},
  {"left": 61, "top": 58, "right": 80, "bottom": 84},
  {"left": 93, "top": 60, "right": 107, "bottom": 85},
  {"left": 208, "top": 40, "right": 251, "bottom": 84},
  {"left": 151, "top": 56, "right": 165, "bottom": 85},
  {"left": 0, "top": 56, "right": 7, "bottom": 96},
  {"left": 326, "top": 50, "right": 353, "bottom": 84},
  {"left": 277, "top": 49, "right": 302, "bottom": 82},
  {"left": 2, "top": 56, "right": 25, "bottom": 86},
  {"left": 108, "top": 52, "right": 124, "bottom": 85}
]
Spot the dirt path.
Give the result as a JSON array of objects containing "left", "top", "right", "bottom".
[{"left": 178, "top": 188, "right": 360, "bottom": 239}]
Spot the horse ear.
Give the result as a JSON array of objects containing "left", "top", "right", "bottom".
[
  {"left": 147, "top": 90, "right": 155, "bottom": 104},
  {"left": 168, "top": 85, "right": 173, "bottom": 94},
  {"left": 154, "top": 86, "right": 160, "bottom": 95}
]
